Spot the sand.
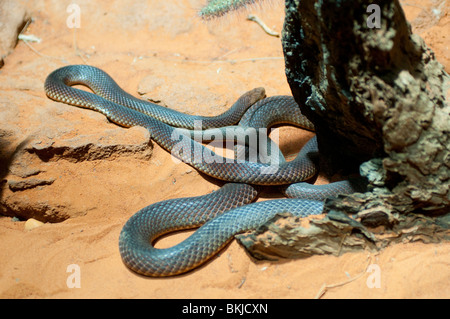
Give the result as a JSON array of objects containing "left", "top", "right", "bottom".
[{"left": 0, "top": 0, "right": 448, "bottom": 299}]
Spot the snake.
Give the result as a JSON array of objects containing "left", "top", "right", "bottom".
[{"left": 44, "top": 65, "right": 365, "bottom": 277}]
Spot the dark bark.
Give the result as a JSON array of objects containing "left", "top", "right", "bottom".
[{"left": 237, "top": 0, "right": 450, "bottom": 258}]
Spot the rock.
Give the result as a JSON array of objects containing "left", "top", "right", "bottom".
[
  {"left": 0, "top": 0, "right": 30, "bottom": 67},
  {"left": 282, "top": 0, "right": 449, "bottom": 218},
  {"left": 24, "top": 218, "right": 44, "bottom": 230},
  {"left": 8, "top": 177, "right": 55, "bottom": 192},
  {"left": 137, "top": 75, "right": 165, "bottom": 105},
  {"left": 236, "top": 212, "right": 377, "bottom": 260},
  {"left": 8, "top": 162, "right": 41, "bottom": 178},
  {"left": 237, "top": 210, "right": 450, "bottom": 261},
  {"left": 136, "top": 71, "right": 228, "bottom": 116},
  {"left": 0, "top": 118, "right": 153, "bottom": 222}
]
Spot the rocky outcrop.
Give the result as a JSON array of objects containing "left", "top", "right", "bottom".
[
  {"left": 237, "top": 209, "right": 450, "bottom": 261},
  {"left": 282, "top": 0, "right": 449, "bottom": 216},
  {"left": 234, "top": 0, "right": 450, "bottom": 260},
  {"left": 0, "top": 125, "right": 152, "bottom": 222},
  {"left": 0, "top": 0, "right": 30, "bottom": 67}
]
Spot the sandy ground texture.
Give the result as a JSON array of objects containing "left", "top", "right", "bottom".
[{"left": 0, "top": 0, "right": 449, "bottom": 299}]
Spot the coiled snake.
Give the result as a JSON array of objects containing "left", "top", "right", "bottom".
[{"left": 45, "top": 65, "right": 364, "bottom": 277}]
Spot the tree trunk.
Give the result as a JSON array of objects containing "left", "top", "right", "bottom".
[{"left": 282, "top": 0, "right": 449, "bottom": 219}]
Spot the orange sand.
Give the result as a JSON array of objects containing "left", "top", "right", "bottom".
[{"left": 0, "top": 0, "right": 448, "bottom": 298}]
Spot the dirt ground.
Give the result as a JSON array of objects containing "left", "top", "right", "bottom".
[{"left": 0, "top": 0, "right": 448, "bottom": 299}]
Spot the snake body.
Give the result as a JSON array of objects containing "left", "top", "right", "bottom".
[{"left": 45, "top": 65, "right": 363, "bottom": 277}]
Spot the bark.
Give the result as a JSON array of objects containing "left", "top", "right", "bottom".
[
  {"left": 282, "top": 0, "right": 449, "bottom": 217},
  {"left": 238, "top": 0, "right": 449, "bottom": 259}
]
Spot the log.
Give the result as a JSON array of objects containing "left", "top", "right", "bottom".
[{"left": 282, "top": 0, "right": 449, "bottom": 218}]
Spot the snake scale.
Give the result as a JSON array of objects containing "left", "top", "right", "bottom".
[{"left": 44, "top": 65, "right": 364, "bottom": 277}]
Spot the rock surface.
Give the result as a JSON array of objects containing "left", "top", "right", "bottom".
[
  {"left": 282, "top": 0, "right": 449, "bottom": 219},
  {"left": 0, "top": 0, "right": 30, "bottom": 67},
  {"left": 0, "top": 124, "right": 152, "bottom": 222}
]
